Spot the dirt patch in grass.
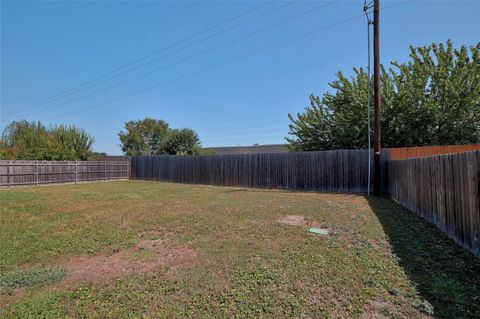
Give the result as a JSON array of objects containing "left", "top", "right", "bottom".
[
  {"left": 58, "top": 239, "right": 198, "bottom": 287},
  {"left": 278, "top": 215, "right": 318, "bottom": 228}
]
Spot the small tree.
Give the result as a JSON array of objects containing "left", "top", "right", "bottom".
[
  {"left": 0, "top": 120, "right": 94, "bottom": 160},
  {"left": 51, "top": 125, "right": 94, "bottom": 160},
  {"left": 162, "top": 129, "right": 201, "bottom": 155},
  {"left": 118, "top": 118, "right": 201, "bottom": 155},
  {"left": 118, "top": 118, "right": 169, "bottom": 155}
]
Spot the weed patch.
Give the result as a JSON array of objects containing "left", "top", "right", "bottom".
[{"left": 0, "top": 267, "right": 66, "bottom": 293}]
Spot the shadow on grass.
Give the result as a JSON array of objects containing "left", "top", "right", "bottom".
[{"left": 367, "top": 196, "right": 480, "bottom": 319}]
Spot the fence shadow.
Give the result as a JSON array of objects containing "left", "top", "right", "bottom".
[{"left": 366, "top": 196, "right": 480, "bottom": 318}]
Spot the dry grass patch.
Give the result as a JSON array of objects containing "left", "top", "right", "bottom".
[{"left": 59, "top": 239, "right": 199, "bottom": 287}]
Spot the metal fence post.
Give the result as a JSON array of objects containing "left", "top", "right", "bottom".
[{"left": 35, "top": 160, "right": 39, "bottom": 186}]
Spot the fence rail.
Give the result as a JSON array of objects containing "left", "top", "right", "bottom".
[
  {"left": 131, "top": 149, "right": 390, "bottom": 193},
  {"left": 0, "top": 160, "right": 129, "bottom": 187},
  {"left": 388, "top": 151, "right": 480, "bottom": 257}
]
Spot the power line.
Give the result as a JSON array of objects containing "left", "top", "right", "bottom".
[
  {"left": 4, "top": 1, "right": 274, "bottom": 113},
  {"left": 45, "top": 0, "right": 415, "bottom": 122},
  {"left": 4, "top": 1, "right": 302, "bottom": 118},
  {"left": 45, "top": 14, "right": 367, "bottom": 122},
  {"left": 5, "top": 1, "right": 336, "bottom": 120},
  {"left": 23, "top": 0, "right": 416, "bottom": 123}
]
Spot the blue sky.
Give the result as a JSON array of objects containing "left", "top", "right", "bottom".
[{"left": 1, "top": 0, "right": 479, "bottom": 154}]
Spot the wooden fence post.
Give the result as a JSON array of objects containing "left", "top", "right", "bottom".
[
  {"left": 104, "top": 160, "right": 107, "bottom": 181},
  {"left": 75, "top": 161, "right": 78, "bottom": 183}
]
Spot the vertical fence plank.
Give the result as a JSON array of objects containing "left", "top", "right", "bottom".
[
  {"left": 389, "top": 151, "right": 480, "bottom": 257},
  {"left": 0, "top": 160, "right": 129, "bottom": 187},
  {"left": 130, "top": 150, "right": 379, "bottom": 193}
]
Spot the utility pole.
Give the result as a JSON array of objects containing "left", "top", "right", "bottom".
[
  {"left": 373, "top": 0, "right": 381, "bottom": 195},
  {"left": 363, "top": 1, "right": 373, "bottom": 196}
]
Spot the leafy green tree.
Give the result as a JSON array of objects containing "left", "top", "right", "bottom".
[
  {"left": 0, "top": 120, "right": 94, "bottom": 160},
  {"left": 118, "top": 118, "right": 169, "bottom": 155},
  {"left": 118, "top": 118, "right": 201, "bottom": 155},
  {"left": 1, "top": 121, "right": 50, "bottom": 159},
  {"left": 162, "top": 129, "right": 201, "bottom": 155},
  {"left": 287, "top": 41, "right": 480, "bottom": 151},
  {"left": 50, "top": 125, "right": 95, "bottom": 160}
]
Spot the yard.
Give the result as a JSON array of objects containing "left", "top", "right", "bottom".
[{"left": 1, "top": 181, "right": 479, "bottom": 318}]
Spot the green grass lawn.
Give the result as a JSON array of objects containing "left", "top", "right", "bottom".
[{"left": 1, "top": 181, "right": 479, "bottom": 318}]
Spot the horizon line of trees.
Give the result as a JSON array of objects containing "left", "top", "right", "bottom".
[{"left": 0, "top": 118, "right": 214, "bottom": 160}]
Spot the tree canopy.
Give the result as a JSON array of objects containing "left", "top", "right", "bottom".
[
  {"left": 0, "top": 120, "right": 94, "bottom": 160},
  {"left": 118, "top": 118, "right": 201, "bottom": 155},
  {"left": 287, "top": 41, "right": 480, "bottom": 151}
]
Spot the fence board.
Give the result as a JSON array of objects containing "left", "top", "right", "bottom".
[
  {"left": 0, "top": 160, "right": 129, "bottom": 187},
  {"left": 131, "top": 149, "right": 390, "bottom": 193},
  {"left": 388, "top": 151, "right": 480, "bottom": 257},
  {"left": 390, "top": 144, "right": 480, "bottom": 160}
]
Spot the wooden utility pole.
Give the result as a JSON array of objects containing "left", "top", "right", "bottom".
[{"left": 373, "top": 0, "right": 382, "bottom": 195}]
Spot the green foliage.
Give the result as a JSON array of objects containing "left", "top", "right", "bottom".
[
  {"left": 0, "top": 267, "right": 66, "bottom": 293},
  {"left": 88, "top": 151, "right": 108, "bottom": 160},
  {"left": 0, "top": 120, "right": 94, "bottom": 160},
  {"left": 118, "top": 117, "right": 201, "bottom": 155},
  {"left": 287, "top": 41, "right": 480, "bottom": 151},
  {"left": 162, "top": 128, "right": 201, "bottom": 155},
  {"left": 118, "top": 118, "right": 170, "bottom": 155},
  {"left": 197, "top": 148, "right": 217, "bottom": 156}
]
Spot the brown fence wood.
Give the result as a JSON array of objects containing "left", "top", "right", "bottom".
[
  {"left": 390, "top": 144, "right": 480, "bottom": 160},
  {"left": 131, "top": 150, "right": 390, "bottom": 193},
  {"left": 0, "top": 160, "right": 129, "bottom": 187},
  {"left": 388, "top": 151, "right": 480, "bottom": 257}
]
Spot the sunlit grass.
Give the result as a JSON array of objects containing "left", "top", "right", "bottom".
[{"left": 1, "top": 181, "right": 479, "bottom": 318}]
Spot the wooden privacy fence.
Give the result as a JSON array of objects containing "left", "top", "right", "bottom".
[
  {"left": 131, "top": 150, "right": 390, "bottom": 193},
  {"left": 390, "top": 144, "right": 480, "bottom": 160},
  {"left": 388, "top": 151, "right": 480, "bottom": 257},
  {"left": 0, "top": 160, "right": 129, "bottom": 187}
]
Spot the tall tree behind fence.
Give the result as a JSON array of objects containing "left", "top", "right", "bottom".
[
  {"left": 131, "top": 150, "right": 390, "bottom": 193},
  {"left": 388, "top": 151, "right": 480, "bottom": 257},
  {"left": 0, "top": 160, "right": 129, "bottom": 187}
]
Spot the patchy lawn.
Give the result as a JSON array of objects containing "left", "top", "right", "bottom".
[{"left": 0, "top": 181, "right": 479, "bottom": 318}]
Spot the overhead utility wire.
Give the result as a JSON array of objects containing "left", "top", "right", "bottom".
[
  {"left": 46, "top": 0, "right": 415, "bottom": 122},
  {"left": 7, "top": 1, "right": 335, "bottom": 120},
  {"left": 6, "top": 1, "right": 273, "bottom": 112},
  {"left": 4, "top": 1, "right": 302, "bottom": 119},
  {"left": 45, "top": 16, "right": 366, "bottom": 121}
]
